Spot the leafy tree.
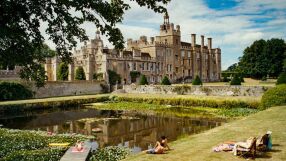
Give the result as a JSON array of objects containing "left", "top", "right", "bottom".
[
  {"left": 276, "top": 72, "right": 286, "bottom": 85},
  {"left": 57, "top": 63, "right": 69, "bottom": 81},
  {"left": 230, "top": 74, "right": 241, "bottom": 85},
  {"left": 226, "top": 63, "right": 238, "bottom": 72},
  {"left": 108, "top": 70, "right": 121, "bottom": 86},
  {"left": 75, "top": 66, "right": 86, "bottom": 80},
  {"left": 238, "top": 39, "right": 286, "bottom": 79},
  {"left": 161, "top": 76, "right": 171, "bottom": 85},
  {"left": 139, "top": 75, "right": 148, "bottom": 85},
  {"left": 130, "top": 71, "right": 141, "bottom": 83},
  {"left": 192, "top": 75, "right": 202, "bottom": 85},
  {"left": 1, "top": 0, "right": 170, "bottom": 86}
]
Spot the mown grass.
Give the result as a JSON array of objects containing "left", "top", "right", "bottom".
[
  {"left": 0, "top": 94, "right": 110, "bottom": 114},
  {"left": 124, "top": 106, "right": 286, "bottom": 161}
]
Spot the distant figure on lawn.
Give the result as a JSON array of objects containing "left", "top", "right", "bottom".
[
  {"left": 160, "top": 136, "right": 171, "bottom": 151},
  {"left": 146, "top": 142, "right": 165, "bottom": 154}
]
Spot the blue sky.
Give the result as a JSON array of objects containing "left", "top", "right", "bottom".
[{"left": 44, "top": 0, "right": 286, "bottom": 70}]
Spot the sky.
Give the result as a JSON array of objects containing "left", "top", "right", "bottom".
[{"left": 44, "top": 0, "right": 286, "bottom": 70}]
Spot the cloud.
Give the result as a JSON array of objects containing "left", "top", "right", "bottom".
[{"left": 43, "top": 0, "right": 286, "bottom": 70}]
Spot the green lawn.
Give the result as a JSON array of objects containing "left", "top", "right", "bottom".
[
  {"left": 124, "top": 106, "right": 286, "bottom": 161},
  {"left": 0, "top": 94, "right": 109, "bottom": 106}
]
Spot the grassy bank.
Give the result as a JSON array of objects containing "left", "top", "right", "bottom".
[
  {"left": 125, "top": 106, "right": 286, "bottom": 161},
  {"left": 0, "top": 94, "right": 109, "bottom": 113},
  {"left": 113, "top": 94, "right": 260, "bottom": 109},
  {"left": 87, "top": 102, "right": 259, "bottom": 118}
]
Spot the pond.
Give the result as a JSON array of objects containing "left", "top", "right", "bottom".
[{"left": 0, "top": 105, "right": 225, "bottom": 153}]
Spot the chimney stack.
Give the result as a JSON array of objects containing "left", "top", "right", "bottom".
[
  {"left": 208, "top": 38, "right": 212, "bottom": 49},
  {"left": 191, "top": 34, "right": 196, "bottom": 48},
  {"left": 201, "top": 35, "right": 204, "bottom": 49}
]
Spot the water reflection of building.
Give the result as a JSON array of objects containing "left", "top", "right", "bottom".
[{"left": 44, "top": 114, "right": 223, "bottom": 151}]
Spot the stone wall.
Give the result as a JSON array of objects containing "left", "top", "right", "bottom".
[
  {"left": 31, "top": 81, "right": 104, "bottom": 98},
  {"left": 123, "top": 85, "right": 272, "bottom": 97}
]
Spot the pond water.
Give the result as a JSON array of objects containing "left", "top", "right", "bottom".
[{"left": 0, "top": 106, "right": 225, "bottom": 153}]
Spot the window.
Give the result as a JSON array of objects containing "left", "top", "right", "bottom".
[
  {"left": 181, "top": 50, "right": 185, "bottom": 58},
  {"left": 133, "top": 63, "right": 136, "bottom": 71},
  {"left": 188, "top": 59, "right": 191, "bottom": 66},
  {"left": 197, "top": 53, "right": 200, "bottom": 59},
  {"left": 188, "top": 51, "right": 191, "bottom": 58},
  {"left": 175, "top": 55, "right": 178, "bottom": 61},
  {"left": 142, "top": 63, "right": 145, "bottom": 70}
]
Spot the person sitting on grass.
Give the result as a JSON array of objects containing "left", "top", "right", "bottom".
[
  {"left": 160, "top": 136, "right": 171, "bottom": 151},
  {"left": 146, "top": 142, "right": 165, "bottom": 154}
]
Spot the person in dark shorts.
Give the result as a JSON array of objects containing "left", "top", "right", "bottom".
[{"left": 146, "top": 142, "right": 165, "bottom": 154}]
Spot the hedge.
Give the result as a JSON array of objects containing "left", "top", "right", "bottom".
[{"left": 0, "top": 82, "right": 33, "bottom": 101}]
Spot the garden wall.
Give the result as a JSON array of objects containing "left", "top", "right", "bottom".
[
  {"left": 31, "top": 81, "right": 104, "bottom": 98},
  {"left": 123, "top": 85, "right": 272, "bottom": 97}
]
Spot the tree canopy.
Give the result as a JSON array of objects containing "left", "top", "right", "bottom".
[
  {"left": 0, "top": 0, "right": 170, "bottom": 86},
  {"left": 233, "top": 39, "right": 286, "bottom": 79}
]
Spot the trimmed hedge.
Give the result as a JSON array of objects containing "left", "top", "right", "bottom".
[
  {"left": 192, "top": 75, "right": 202, "bottom": 85},
  {"left": 0, "top": 82, "right": 33, "bottom": 101},
  {"left": 261, "top": 85, "right": 286, "bottom": 109},
  {"left": 161, "top": 76, "right": 171, "bottom": 85},
  {"left": 139, "top": 75, "right": 148, "bottom": 85},
  {"left": 230, "top": 75, "right": 241, "bottom": 85}
]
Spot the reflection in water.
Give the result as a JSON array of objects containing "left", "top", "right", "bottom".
[{"left": 0, "top": 108, "right": 225, "bottom": 152}]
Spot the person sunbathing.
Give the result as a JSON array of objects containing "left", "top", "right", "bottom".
[
  {"left": 146, "top": 142, "right": 165, "bottom": 154},
  {"left": 160, "top": 136, "right": 171, "bottom": 151}
]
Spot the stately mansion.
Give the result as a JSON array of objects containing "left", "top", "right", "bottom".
[{"left": 45, "top": 14, "right": 221, "bottom": 84}]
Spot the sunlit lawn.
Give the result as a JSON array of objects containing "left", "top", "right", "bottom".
[{"left": 124, "top": 106, "right": 286, "bottom": 161}]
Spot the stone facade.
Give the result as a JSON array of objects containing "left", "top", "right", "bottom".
[
  {"left": 45, "top": 14, "right": 221, "bottom": 84},
  {"left": 123, "top": 85, "right": 271, "bottom": 97},
  {"left": 32, "top": 81, "right": 103, "bottom": 98}
]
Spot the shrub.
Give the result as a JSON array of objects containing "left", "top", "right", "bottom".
[
  {"left": 93, "top": 73, "right": 103, "bottom": 81},
  {"left": 230, "top": 74, "right": 241, "bottom": 85},
  {"left": 75, "top": 66, "right": 86, "bottom": 80},
  {"left": 108, "top": 70, "right": 121, "bottom": 86},
  {"left": 261, "top": 76, "right": 267, "bottom": 81},
  {"left": 240, "top": 76, "right": 245, "bottom": 83},
  {"left": 261, "top": 85, "right": 286, "bottom": 109},
  {"left": 161, "top": 76, "right": 171, "bottom": 85},
  {"left": 276, "top": 72, "right": 286, "bottom": 85},
  {"left": 192, "top": 75, "right": 202, "bottom": 85},
  {"left": 57, "top": 63, "right": 69, "bottom": 81},
  {"left": 89, "top": 146, "right": 129, "bottom": 161},
  {"left": 130, "top": 71, "right": 141, "bottom": 83},
  {"left": 139, "top": 75, "right": 148, "bottom": 85},
  {"left": 0, "top": 82, "right": 33, "bottom": 101},
  {"left": 3, "top": 149, "right": 65, "bottom": 161},
  {"left": 222, "top": 76, "right": 229, "bottom": 82}
]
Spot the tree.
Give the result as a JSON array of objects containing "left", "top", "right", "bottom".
[
  {"left": 192, "top": 75, "right": 202, "bottom": 85},
  {"left": 238, "top": 39, "right": 286, "bottom": 79},
  {"left": 139, "top": 75, "right": 148, "bottom": 85},
  {"left": 1, "top": 0, "right": 170, "bottom": 86},
  {"left": 230, "top": 74, "right": 241, "bottom": 85},
  {"left": 108, "top": 70, "right": 121, "bottom": 86},
  {"left": 161, "top": 76, "right": 171, "bottom": 85},
  {"left": 75, "top": 66, "right": 86, "bottom": 80},
  {"left": 276, "top": 72, "right": 286, "bottom": 85},
  {"left": 57, "top": 63, "right": 69, "bottom": 81},
  {"left": 130, "top": 71, "right": 141, "bottom": 83}
]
